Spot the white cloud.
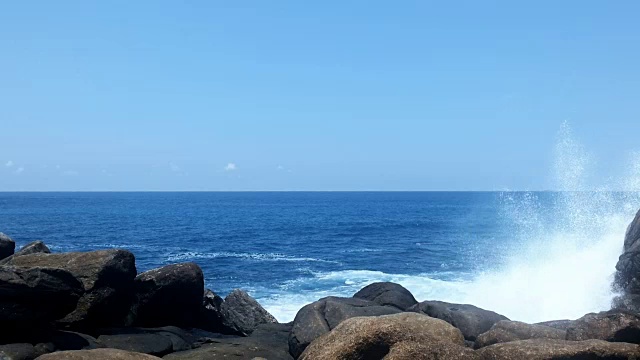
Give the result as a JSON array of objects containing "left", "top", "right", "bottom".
[
  {"left": 5, "top": 160, "right": 14, "bottom": 167},
  {"left": 225, "top": 163, "right": 237, "bottom": 171},
  {"left": 277, "top": 165, "right": 284, "bottom": 170},
  {"left": 169, "top": 162, "right": 180, "bottom": 172},
  {"left": 14, "top": 167, "right": 24, "bottom": 174},
  {"left": 55, "top": 165, "right": 61, "bottom": 170}
]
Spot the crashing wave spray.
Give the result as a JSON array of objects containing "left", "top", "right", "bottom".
[
  {"left": 456, "top": 122, "right": 640, "bottom": 322},
  {"left": 259, "top": 122, "right": 640, "bottom": 323}
]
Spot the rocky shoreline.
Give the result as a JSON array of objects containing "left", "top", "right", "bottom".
[{"left": 2, "top": 210, "right": 640, "bottom": 359}]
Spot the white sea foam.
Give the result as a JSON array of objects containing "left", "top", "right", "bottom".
[
  {"left": 166, "top": 251, "right": 339, "bottom": 264},
  {"left": 260, "top": 123, "right": 640, "bottom": 323}
]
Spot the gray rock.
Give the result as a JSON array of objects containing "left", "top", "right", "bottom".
[
  {"left": 288, "top": 296, "right": 402, "bottom": 358},
  {"left": 97, "top": 333, "right": 173, "bottom": 357},
  {"left": 534, "top": 319, "right": 574, "bottom": 330},
  {"left": 352, "top": 282, "right": 418, "bottom": 310},
  {"left": 0, "top": 233, "right": 16, "bottom": 261},
  {"left": 198, "top": 289, "right": 225, "bottom": 333},
  {"left": 0, "top": 343, "right": 36, "bottom": 360},
  {"left": 220, "top": 289, "right": 277, "bottom": 336},
  {"left": 0, "top": 241, "right": 52, "bottom": 266},
  {"left": 3, "top": 250, "right": 137, "bottom": 329},
  {"left": 565, "top": 310, "right": 640, "bottom": 344},
  {"left": 0, "top": 266, "right": 83, "bottom": 333},
  {"left": 408, "top": 300, "right": 508, "bottom": 341},
  {"left": 476, "top": 338, "right": 640, "bottom": 359},
  {"left": 163, "top": 323, "right": 293, "bottom": 360},
  {"left": 474, "top": 320, "right": 566, "bottom": 349},
  {"left": 611, "top": 293, "right": 640, "bottom": 313},
  {"left": 129, "top": 263, "right": 204, "bottom": 328},
  {"left": 615, "top": 209, "right": 640, "bottom": 295}
]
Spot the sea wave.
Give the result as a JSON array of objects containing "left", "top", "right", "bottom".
[{"left": 166, "top": 251, "right": 340, "bottom": 264}]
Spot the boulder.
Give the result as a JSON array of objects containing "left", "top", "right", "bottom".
[
  {"left": 129, "top": 263, "right": 204, "bottom": 328},
  {"left": 0, "top": 241, "right": 52, "bottom": 266},
  {"left": 0, "top": 233, "right": 16, "bottom": 260},
  {"left": 0, "top": 266, "right": 83, "bottom": 332},
  {"left": 219, "top": 289, "right": 277, "bottom": 336},
  {"left": 299, "top": 312, "right": 467, "bottom": 360},
  {"left": 199, "top": 289, "right": 225, "bottom": 332},
  {"left": 612, "top": 293, "right": 640, "bottom": 313},
  {"left": 476, "top": 338, "right": 640, "bottom": 359},
  {"left": 288, "top": 296, "right": 402, "bottom": 358},
  {"left": 352, "top": 282, "right": 418, "bottom": 310},
  {"left": 565, "top": 310, "right": 640, "bottom": 344},
  {"left": 35, "top": 348, "right": 161, "bottom": 360},
  {"left": 97, "top": 334, "right": 173, "bottom": 357},
  {"left": 95, "top": 327, "right": 194, "bottom": 353},
  {"left": 0, "top": 343, "right": 37, "bottom": 360},
  {"left": 614, "top": 209, "right": 640, "bottom": 296},
  {"left": 534, "top": 319, "right": 574, "bottom": 330},
  {"left": 50, "top": 331, "right": 102, "bottom": 351},
  {"left": 408, "top": 300, "right": 508, "bottom": 341},
  {"left": 163, "top": 323, "right": 293, "bottom": 360},
  {"left": 474, "top": 320, "right": 566, "bottom": 349},
  {"left": 384, "top": 341, "right": 480, "bottom": 360},
  {"left": 4, "top": 250, "right": 137, "bottom": 329}
]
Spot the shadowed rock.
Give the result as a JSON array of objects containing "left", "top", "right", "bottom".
[
  {"left": 299, "top": 312, "right": 468, "bottom": 360},
  {"left": 408, "top": 300, "right": 508, "bottom": 341},
  {"left": 353, "top": 282, "right": 418, "bottom": 310},
  {"left": 474, "top": 320, "right": 566, "bottom": 349},
  {"left": 565, "top": 310, "right": 640, "bottom": 344},
  {"left": 97, "top": 334, "right": 173, "bottom": 357},
  {"left": 535, "top": 319, "right": 574, "bottom": 330},
  {"left": 163, "top": 323, "right": 293, "bottom": 360},
  {"left": 35, "top": 348, "right": 161, "bottom": 359},
  {"left": 129, "top": 263, "right": 204, "bottom": 328},
  {"left": 3, "top": 250, "right": 137, "bottom": 329},
  {"left": 0, "top": 266, "right": 83, "bottom": 331},
  {"left": 0, "top": 343, "right": 37, "bottom": 360},
  {"left": 0, "top": 233, "right": 16, "bottom": 260},
  {"left": 614, "top": 209, "right": 640, "bottom": 302},
  {"left": 476, "top": 338, "right": 640, "bottom": 359},
  {"left": 288, "top": 296, "right": 402, "bottom": 358}
]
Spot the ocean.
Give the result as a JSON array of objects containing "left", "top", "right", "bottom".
[{"left": 0, "top": 191, "right": 636, "bottom": 323}]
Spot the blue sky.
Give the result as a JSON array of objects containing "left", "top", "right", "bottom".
[{"left": 1, "top": 1, "right": 639, "bottom": 191}]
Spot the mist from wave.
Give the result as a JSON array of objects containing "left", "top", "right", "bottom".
[{"left": 258, "top": 123, "right": 640, "bottom": 323}]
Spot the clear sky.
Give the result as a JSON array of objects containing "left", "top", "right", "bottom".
[{"left": 1, "top": 1, "right": 639, "bottom": 191}]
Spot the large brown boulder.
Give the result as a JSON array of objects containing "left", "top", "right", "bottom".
[
  {"left": 299, "top": 312, "right": 470, "bottom": 360},
  {"left": 565, "top": 310, "right": 640, "bottom": 344},
  {"left": 4, "top": 250, "right": 137, "bottom": 329},
  {"left": 129, "top": 263, "right": 204, "bottom": 328},
  {"left": 476, "top": 338, "right": 640, "bottom": 359},
  {"left": 353, "top": 282, "right": 418, "bottom": 310},
  {"left": 0, "top": 266, "right": 83, "bottom": 335},
  {"left": 408, "top": 300, "right": 508, "bottom": 341},
  {"left": 0, "top": 233, "right": 16, "bottom": 260},
  {"left": 474, "top": 320, "right": 566, "bottom": 349},
  {"left": 288, "top": 296, "right": 402, "bottom": 358},
  {"left": 36, "top": 348, "right": 161, "bottom": 360}
]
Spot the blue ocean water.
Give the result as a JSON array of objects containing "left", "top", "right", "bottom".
[{"left": 0, "top": 191, "right": 635, "bottom": 322}]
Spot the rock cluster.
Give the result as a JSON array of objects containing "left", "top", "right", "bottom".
[{"left": 3, "top": 207, "right": 640, "bottom": 359}]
